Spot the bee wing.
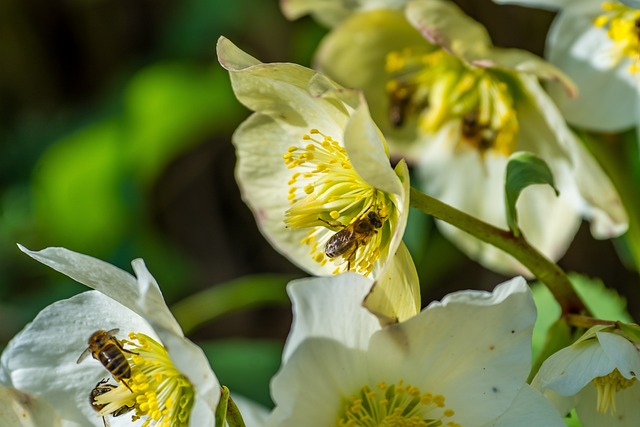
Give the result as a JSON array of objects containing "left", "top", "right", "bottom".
[
  {"left": 77, "top": 346, "right": 92, "bottom": 364},
  {"left": 106, "top": 328, "right": 120, "bottom": 336}
]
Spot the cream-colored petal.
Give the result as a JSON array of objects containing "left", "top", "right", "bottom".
[
  {"left": 518, "top": 75, "right": 628, "bottom": 239},
  {"left": 596, "top": 332, "right": 640, "bottom": 379},
  {"left": 406, "top": 0, "right": 492, "bottom": 58},
  {"left": 17, "top": 245, "right": 184, "bottom": 334},
  {"left": 478, "top": 384, "right": 565, "bottom": 427},
  {"left": 533, "top": 341, "right": 615, "bottom": 396},
  {"left": 575, "top": 382, "right": 640, "bottom": 427},
  {"left": 367, "top": 277, "right": 536, "bottom": 426},
  {"left": 232, "top": 113, "right": 332, "bottom": 276},
  {"left": 280, "top": 0, "right": 409, "bottom": 27},
  {"left": 0, "top": 291, "right": 156, "bottom": 426},
  {"left": 545, "top": 2, "right": 639, "bottom": 131},
  {"left": 217, "top": 38, "right": 348, "bottom": 136},
  {"left": 283, "top": 273, "right": 378, "bottom": 362},
  {"left": 0, "top": 386, "right": 64, "bottom": 427},
  {"left": 363, "top": 242, "right": 420, "bottom": 324},
  {"left": 344, "top": 97, "right": 403, "bottom": 196},
  {"left": 268, "top": 339, "right": 368, "bottom": 427},
  {"left": 414, "top": 120, "right": 578, "bottom": 275}
]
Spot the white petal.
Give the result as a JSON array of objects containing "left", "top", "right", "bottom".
[
  {"left": 415, "top": 121, "right": 579, "bottom": 275},
  {"left": 478, "top": 384, "right": 565, "bottom": 427},
  {"left": 283, "top": 273, "right": 378, "bottom": 362},
  {"left": 17, "top": 246, "right": 185, "bottom": 335},
  {"left": 268, "top": 339, "right": 368, "bottom": 426},
  {"left": 533, "top": 340, "right": 615, "bottom": 396},
  {"left": 596, "top": 332, "right": 640, "bottom": 379},
  {"left": 131, "top": 259, "right": 183, "bottom": 336},
  {"left": 161, "top": 333, "right": 219, "bottom": 427},
  {"left": 344, "top": 97, "right": 403, "bottom": 196},
  {"left": 367, "top": 277, "right": 536, "bottom": 426},
  {"left": 0, "top": 385, "right": 65, "bottom": 427},
  {"left": 518, "top": 76, "right": 628, "bottom": 239},
  {"left": 545, "top": 2, "right": 640, "bottom": 131},
  {"left": 575, "top": 382, "right": 640, "bottom": 427},
  {"left": 232, "top": 113, "right": 332, "bottom": 275},
  {"left": 0, "top": 291, "right": 155, "bottom": 426}
]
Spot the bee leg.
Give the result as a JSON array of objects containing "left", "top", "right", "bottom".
[
  {"left": 114, "top": 338, "right": 139, "bottom": 356},
  {"left": 121, "top": 379, "right": 134, "bottom": 393},
  {"left": 318, "top": 217, "right": 344, "bottom": 229},
  {"left": 102, "top": 415, "right": 110, "bottom": 427}
]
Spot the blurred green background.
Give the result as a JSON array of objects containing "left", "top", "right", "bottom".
[{"left": 1, "top": 0, "right": 638, "bottom": 408}]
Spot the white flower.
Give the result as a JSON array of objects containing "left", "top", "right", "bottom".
[
  {"left": 0, "top": 385, "right": 64, "bottom": 427},
  {"left": 266, "top": 273, "right": 566, "bottom": 426},
  {"left": 533, "top": 326, "right": 640, "bottom": 427},
  {"left": 218, "top": 36, "right": 420, "bottom": 322},
  {"left": 313, "top": 0, "right": 628, "bottom": 275},
  {"left": 493, "top": 0, "right": 640, "bottom": 136},
  {"left": 0, "top": 246, "right": 220, "bottom": 427}
]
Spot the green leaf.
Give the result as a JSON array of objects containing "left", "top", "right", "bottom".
[{"left": 504, "top": 151, "right": 559, "bottom": 236}]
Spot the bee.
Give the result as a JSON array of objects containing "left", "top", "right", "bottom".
[
  {"left": 321, "top": 211, "right": 384, "bottom": 270},
  {"left": 89, "top": 378, "right": 134, "bottom": 427},
  {"left": 77, "top": 329, "right": 136, "bottom": 390}
]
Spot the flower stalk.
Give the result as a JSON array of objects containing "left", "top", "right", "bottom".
[{"left": 409, "top": 186, "right": 587, "bottom": 315}]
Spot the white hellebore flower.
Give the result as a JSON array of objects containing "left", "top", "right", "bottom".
[
  {"left": 0, "top": 246, "right": 220, "bottom": 427},
  {"left": 217, "top": 36, "right": 420, "bottom": 323},
  {"left": 533, "top": 325, "right": 640, "bottom": 426},
  {"left": 492, "top": 0, "right": 640, "bottom": 136},
  {"left": 310, "top": 0, "right": 628, "bottom": 275},
  {"left": 267, "top": 273, "right": 566, "bottom": 427},
  {"left": 0, "top": 385, "right": 64, "bottom": 427}
]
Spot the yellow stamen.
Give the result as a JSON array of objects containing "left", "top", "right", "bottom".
[
  {"left": 385, "top": 47, "right": 520, "bottom": 156},
  {"left": 283, "top": 129, "right": 395, "bottom": 276},
  {"left": 593, "top": 369, "right": 636, "bottom": 414},
  {"left": 594, "top": 2, "right": 640, "bottom": 72},
  {"left": 92, "top": 333, "right": 194, "bottom": 427},
  {"left": 336, "top": 380, "right": 459, "bottom": 427}
]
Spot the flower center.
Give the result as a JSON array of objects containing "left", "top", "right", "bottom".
[
  {"left": 594, "top": 2, "right": 640, "bottom": 72},
  {"left": 385, "top": 48, "right": 519, "bottom": 156},
  {"left": 336, "top": 380, "right": 460, "bottom": 427},
  {"left": 92, "top": 332, "right": 195, "bottom": 427},
  {"left": 283, "top": 129, "right": 393, "bottom": 276},
  {"left": 592, "top": 368, "right": 637, "bottom": 415}
]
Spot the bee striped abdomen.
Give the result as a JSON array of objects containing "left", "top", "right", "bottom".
[{"left": 98, "top": 345, "right": 131, "bottom": 379}]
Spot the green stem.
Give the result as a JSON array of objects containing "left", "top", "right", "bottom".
[
  {"left": 171, "top": 274, "right": 293, "bottom": 335},
  {"left": 409, "top": 187, "right": 587, "bottom": 315}
]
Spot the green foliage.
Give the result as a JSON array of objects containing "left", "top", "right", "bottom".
[
  {"left": 32, "top": 119, "right": 129, "bottom": 254},
  {"left": 125, "top": 63, "right": 241, "bottom": 186},
  {"left": 504, "top": 151, "right": 558, "bottom": 236},
  {"left": 201, "top": 339, "right": 283, "bottom": 408}
]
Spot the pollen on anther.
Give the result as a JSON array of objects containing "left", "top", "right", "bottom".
[{"left": 330, "top": 210, "right": 341, "bottom": 219}]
